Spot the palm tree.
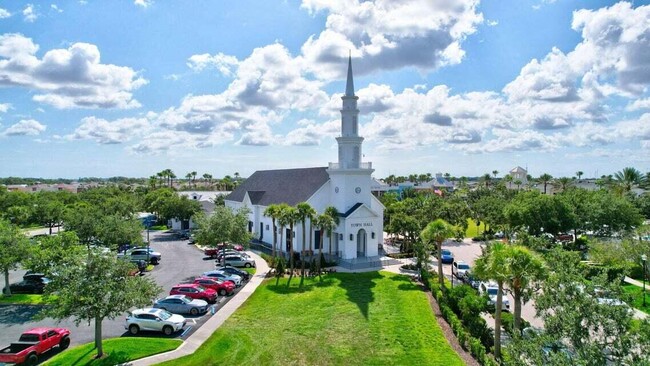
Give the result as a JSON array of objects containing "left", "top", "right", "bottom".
[
  {"left": 279, "top": 205, "right": 299, "bottom": 285},
  {"left": 148, "top": 175, "right": 157, "bottom": 189},
  {"left": 514, "top": 179, "right": 522, "bottom": 190},
  {"left": 576, "top": 171, "right": 584, "bottom": 181},
  {"left": 156, "top": 171, "right": 165, "bottom": 187},
  {"left": 420, "top": 219, "right": 455, "bottom": 285},
  {"left": 505, "top": 245, "right": 547, "bottom": 333},
  {"left": 185, "top": 173, "right": 192, "bottom": 187},
  {"left": 296, "top": 202, "right": 316, "bottom": 287},
  {"left": 553, "top": 177, "right": 573, "bottom": 193},
  {"left": 202, "top": 173, "right": 212, "bottom": 188},
  {"left": 539, "top": 173, "right": 553, "bottom": 194},
  {"left": 481, "top": 173, "right": 492, "bottom": 188},
  {"left": 264, "top": 204, "right": 282, "bottom": 258},
  {"left": 614, "top": 167, "right": 645, "bottom": 192},
  {"left": 504, "top": 174, "right": 513, "bottom": 189},
  {"left": 492, "top": 170, "right": 499, "bottom": 178},
  {"left": 191, "top": 171, "right": 197, "bottom": 187},
  {"left": 473, "top": 242, "right": 510, "bottom": 360},
  {"left": 314, "top": 213, "right": 336, "bottom": 279},
  {"left": 324, "top": 206, "right": 340, "bottom": 258}
]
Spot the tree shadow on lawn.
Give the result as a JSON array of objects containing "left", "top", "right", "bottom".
[
  {"left": 63, "top": 348, "right": 131, "bottom": 366},
  {"left": 0, "top": 304, "right": 41, "bottom": 324},
  {"left": 265, "top": 276, "right": 336, "bottom": 295},
  {"left": 337, "top": 272, "right": 383, "bottom": 320}
]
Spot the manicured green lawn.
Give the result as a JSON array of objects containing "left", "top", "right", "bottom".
[
  {"left": 43, "top": 338, "right": 181, "bottom": 366},
  {"left": 157, "top": 271, "right": 464, "bottom": 366},
  {"left": 148, "top": 225, "right": 169, "bottom": 231},
  {"left": 243, "top": 267, "right": 256, "bottom": 275},
  {"left": 465, "top": 218, "right": 487, "bottom": 238},
  {"left": 622, "top": 283, "right": 650, "bottom": 314},
  {"left": 0, "top": 294, "right": 52, "bottom": 305}
]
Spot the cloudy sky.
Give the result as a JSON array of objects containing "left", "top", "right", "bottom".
[{"left": 1, "top": 0, "right": 649, "bottom": 180}]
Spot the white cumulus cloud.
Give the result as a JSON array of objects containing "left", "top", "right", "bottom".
[
  {"left": 0, "top": 33, "right": 147, "bottom": 109},
  {"left": 23, "top": 4, "right": 37, "bottom": 22},
  {"left": 3, "top": 119, "right": 46, "bottom": 136}
]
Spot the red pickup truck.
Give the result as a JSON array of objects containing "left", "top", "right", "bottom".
[{"left": 0, "top": 327, "right": 70, "bottom": 365}]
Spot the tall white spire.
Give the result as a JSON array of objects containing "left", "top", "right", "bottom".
[{"left": 345, "top": 53, "right": 355, "bottom": 97}]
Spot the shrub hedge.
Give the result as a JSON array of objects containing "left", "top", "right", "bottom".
[{"left": 422, "top": 268, "right": 499, "bottom": 366}]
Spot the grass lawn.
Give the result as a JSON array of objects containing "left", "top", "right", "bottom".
[
  {"left": 622, "top": 283, "right": 650, "bottom": 314},
  {"left": 243, "top": 267, "right": 256, "bottom": 276},
  {"left": 465, "top": 218, "right": 487, "bottom": 238},
  {"left": 0, "top": 294, "right": 51, "bottom": 305},
  {"left": 148, "top": 225, "right": 169, "bottom": 231},
  {"left": 157, "top": 271, "right": 464, "bottom": 366},
  {"left": 43, "top": 338, "right": 181, "bottom": 366}
]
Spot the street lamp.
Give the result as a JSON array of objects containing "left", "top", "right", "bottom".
[{"left": 642, "top": 254, "right": 647, "bottom": 307}]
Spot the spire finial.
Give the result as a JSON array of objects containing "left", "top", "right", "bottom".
[{"left": 345, "top": 52, "right": 355, "bottom": 97}]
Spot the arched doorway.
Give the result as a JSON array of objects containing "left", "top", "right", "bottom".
[{"left": 357, "top": 229, "right": 367, "bottom": 258}]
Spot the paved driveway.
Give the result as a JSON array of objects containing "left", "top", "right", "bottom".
[
  {"left": 436, "top": 239, "right": 544, "bottom": 328},
  {"left": 0, "top": 230, "right": 247, "bottom": 350}
]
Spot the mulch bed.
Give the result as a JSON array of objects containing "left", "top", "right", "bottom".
[{"left": 419, "top": 282, "right": 480, "bottom": 366}]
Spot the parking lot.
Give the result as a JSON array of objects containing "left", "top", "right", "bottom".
[
  {"left": 0, "top": 230, "right": 251, "bottom": 349},
  {"left": 436, "top": 238, "right": 544, "bottom": 328}
]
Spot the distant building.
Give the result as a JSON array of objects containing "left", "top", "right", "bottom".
[
  {"left": 508, "top": 166, "right": 528, "bottom": 185},
  {"left": 168, "top": 191, "right": 230, "bottom": 230}
]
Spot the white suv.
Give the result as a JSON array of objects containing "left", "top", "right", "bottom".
[
  {"left": 479, "top": 282, "right": 510, "bottom": 311},
  {"left": 125, "top": 308, "right": 186, "bottom": 335},
  {"left": 452, "top": 261, "right": 470, "bottom": 279}
]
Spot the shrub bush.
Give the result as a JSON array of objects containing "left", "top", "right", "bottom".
[
  {"left": 401, "top": 263, "right": 419, "bottom": 271},
  {"left": 387, "top": 252, "right": 415, "bottom": 259},
  {"left": 500, "top": 312, "right": 530, "bottom": 337}
]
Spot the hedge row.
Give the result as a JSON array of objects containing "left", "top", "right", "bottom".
[{"left": 422, "top": 269, "right": 499, "bottom": 366}]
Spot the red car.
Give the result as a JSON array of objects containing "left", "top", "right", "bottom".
[
  {"left": 0, "top": 327, "right": 70, "bottom": 366},
  {"left": 203, "top": 244, "right": 244, "bottom": 258},
  {"left": 170, "top": 284, "right": 218, "bottom": 303},
  {"left": 193, "top": 277, "right": 235, "bottom": 296}
]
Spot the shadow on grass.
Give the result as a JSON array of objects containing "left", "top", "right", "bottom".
[
  {"left": 337, "top": 272, "right": 383, "bottom": 320},
  {"left": 70, "top": 350, "right": 131, "bottom": 366},
  {"left": 265, "top": 277, "right": 336, "bottom": 295}
]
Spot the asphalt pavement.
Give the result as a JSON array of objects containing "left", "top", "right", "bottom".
[{"left": 0, "top": 230, "right": 236, "bottom": 350}]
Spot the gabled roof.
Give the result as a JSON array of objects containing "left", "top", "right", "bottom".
[
  {"left": 510, "top": 166, "right": 527, "bottom": 173},
  {"left": 225, "top": 167, "right": 330, "bottom": 206}
]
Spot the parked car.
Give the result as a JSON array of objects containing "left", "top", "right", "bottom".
[
  {"left": 479, "top": 282, "right": 510, "bottom": 311},
  {"left": 117, "top": 247, "right": 161, "bottom": 265},
  {"left": 203, "top": 244, "right": 244, "bottom": 258},
  {"left": 462, "top": 271, "right": 480, "bottom": 289},
  {"left": 3, "top": 276, "right": 50, "bottom": 295},
  {"left": 452, "top": 261, "right": 470, "bottom": 279},
  {"left": 439, "top": 249, "right": 454, "bottom": 264},
  {"left": 177, "top": 230, "right": 191, "bottom": 240},
  {"left": 217, "top": 250, "right": 249, "bottom": 261},
  {"left": 193, "top": 277, "right": 235, "bottom": 296},
  {"left": 214, "top": 266, "right": 250, "bottom": 281},
  {"left": 125, "top": 308, "right": 186, "bottom": 336},
  {"left": 0, "top": 327, "right": 70, "bottom": 366},
  {"left": 223, "top": 254, "right": 255, "bottom": 268},
  {"left": 202, "top": 270, "right": 242, "bottom": 287},
  {"left": 169, "top": 283, "right": 218, "bottom": 303},
  {"left": 153, "top": 295, "right": 209, "bottom": 315}
]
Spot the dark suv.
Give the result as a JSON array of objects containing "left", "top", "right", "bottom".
[{"left": 214, "top": 266, "right": 250, "bottom": 281}]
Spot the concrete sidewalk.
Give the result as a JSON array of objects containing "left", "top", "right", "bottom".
[
  {"left": 624, "top": 276, "right": 646, "bottom": 288},
  {"left": 125, "top": 251, "right": 270, "bottom": 366}
]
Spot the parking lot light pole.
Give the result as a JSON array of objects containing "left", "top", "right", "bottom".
[{"left": 642, "top": 254, "right": 647, "bottom": 307}]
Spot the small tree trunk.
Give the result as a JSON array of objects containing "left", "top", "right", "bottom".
[
  {"left": 288, "top": 224, "right": 294, "bottom": 286},
  {"left": 94, "top": 316, "right": 103, "bottom": 358},
  {"left": 437, "top": 241, "right": 444, "bottom": 285},
  {"left": 328, "top": 230, "right": 332, "bottom": 258},
  {"left": 494, "top": 282, "right": 503, "bottom": 359},
  {"left": 317, "top": 230, "right": 324, "bottom": 281},
  {"left": 272, "top": 221, "right": 276, "bottom": 258},
  {"left": 3, "top": 268, "right": 11, "bottom": 296},
  {"left": 513, "top": 287, "right": 522, "bottom": 335},
  {"left": 300, "top": 221, "right": 306, "bottom": 287}
]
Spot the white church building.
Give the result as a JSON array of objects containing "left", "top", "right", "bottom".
[{"left": 225, "top": 57, "right": 384, "bottom": 261}]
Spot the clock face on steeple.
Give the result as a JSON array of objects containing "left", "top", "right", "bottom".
[
  {"left": 355, "top": 187, "right": 361, "bottom": 194},
  {"left": 335, "top": 187, "right": 339, "bottom": 193}
]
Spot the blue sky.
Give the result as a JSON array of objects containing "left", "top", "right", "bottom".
[{"left": 0, "top": 0, "right": 649, "bottom": 180}]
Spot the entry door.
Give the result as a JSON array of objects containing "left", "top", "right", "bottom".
[
  {"left": 357, "top": 229, "right": 367, "bottom": 257},
  {"left": 286, "top": 228, "right": 292, "bottom": 252},
  {"left": 260, "top": 222, "right": 264, "bottom": 240}
]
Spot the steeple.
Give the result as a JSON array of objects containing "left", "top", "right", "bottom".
[{"left": 345, "top": 53, "right": 355, "bottom": 97}]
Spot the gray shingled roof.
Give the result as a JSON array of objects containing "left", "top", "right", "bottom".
[{"left": 225, "top": 167, "right": 330, "bottom": 206}]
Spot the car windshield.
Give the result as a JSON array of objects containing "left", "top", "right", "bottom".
[
  {"left": 158, "top": 310, "right": 172, "bottom": 320},
  {"left": 487, "top": 288, "right": 498, "bottom": 296},
  {"left": 442, "top": 250, "right": 452, "bottom": 255},
  {"left": 194, "top": 285, "right": 207, "bottom": 292},
  {"left": 458, "top": 264, "right": 470, "bottom": 270},
  {"left": 180, "top": 296, "right": 191, "bottom": 304}
]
